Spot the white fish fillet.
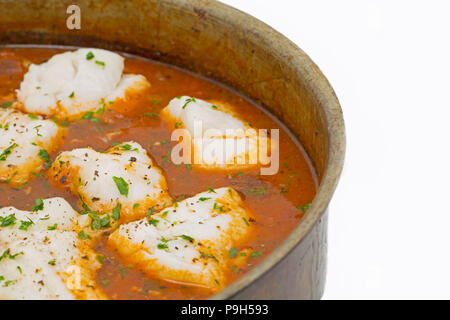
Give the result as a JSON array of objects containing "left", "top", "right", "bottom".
[
  {"left": 0, "top": 108, "right": 65, "bottom": 186},
  {"left": 108, "top": 187, "right": 253, "bottom": 291},
  {"left": 161, "top": 96, "right": 264, "bottom": 169},
  {"left": 0, "top": 197, "right": 105, "bottom": 300},
  {"left": 16, "top": 48, "right": 150, "bottom": 120},
  {"left": 48, "top": 141, "right": 172, "bottom": 223}
]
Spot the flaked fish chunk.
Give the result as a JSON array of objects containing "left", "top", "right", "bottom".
[
  {"left": 0, "top": 108, "right": 65, "bottom": 186},
  {"left": 0, "top": 197, "right": 106, "bottom": 300},
  {"left": 161, "top": 96, "right": 269, "bottom": 169},
  {"left": 108, "top": 187, "right": 253, "bottom": 292},
  {"left": 16, "top": 48, "right": 150, "bottom": 120},
  {"left": 48, "top": 141, "right": 172, "bottom": 223}
]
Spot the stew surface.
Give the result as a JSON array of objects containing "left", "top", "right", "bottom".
[{"left": 0, "top": 46, "right": 317, "bottom": 299}]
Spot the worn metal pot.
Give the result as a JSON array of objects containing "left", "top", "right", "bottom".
[{"left": 0, "top": 0, "right": 345, "bottom": 299}]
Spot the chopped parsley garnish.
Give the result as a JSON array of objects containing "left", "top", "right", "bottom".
[
  {"left": 28, "top": 114, "right": 39, "bottom": 119},
  {"left": 206, "top": 187, "right": 216, "bottom": 193},
  {"left": 143, "top": 112, "right": 159, "bottom": 117},
  {"left": 9, "top": 252, "right": 23, "bottom": 259},
  {"left": 101, "top": 279, "right": 109, "bottom": 287},
  {"left": 88, "top": 211, "right": 111, "bottom": 230},
  {"left": 81, "top": 111, "right": 99, "bottom": 123},
  {"left": 38, "top": 149, "right": 51, "bottom": 167},
  {"left": 157, "top": 243, "right": 169, "bottom": 250},
  {"left": 95, "top": 60, "right": 105, "bottom": 67},
  {"left": 0, "top": 214, "right": 16, "bottom": 227},
  {"left": 229, "top": 248, "right": 238, "bottom": 259},
  {"left": 181, "top": 97, "right": 196, "bottom": 109},
  {"left": 0, "top": 143, "right": 18, "bottom": 161},
  {"left": 68, "top": 91, "right": 75, "bottom": 98},
  {"left": 198, "top": 197, "right": 211, "bottom": 202},
  {"left": 33, "top": 124, "right": 42, "bottom": 136},
  {"left": 185, "top": 163, "right": 192, "bottom": 170},
  {"left": 0, "top": 101, "right": 12, "bottom": 109},
  {"left": 78, "top": 230, "right": 91, "bottom": 240},
  {"left": 51, "top": 116, "right": 69, "bottom": 127},
  {"left": 96, "top": 255, "right": 105, "bottom": 264},
  {"left": 179, "top": 234, "right": 194, "bottom": 243},
  {"left": 250, "top": 251, "right": 263, "bottom": 258},
  {"left": 297, "top": 203, "right": 311, "bottom": 211},
  {"left": 0, "top": 248, "right": 10, "bottom": 261},
  {"left": 112, "top": 176, "right": 129, "bottom": 197},
  {"left": 148, "top": 218, "right": 159, "bottom": 227},
  {"left": 119, "top": 144, "right": 138, "bottom": 152},
  {"left": 32, "top": 198, "right": 44, "bottom": 212},
  {"left": 48, "top": 259, "right": 56, "bottom": 265},
  {"left": 133, "top": 203, "right": 140, "bottom": 209},
  {"left": 250, "top": 187, "right": 266, "bottom": 195},
  {"left": 200, "top": 252, "right": 219, "bottom": 262},
  {"left": 19, "top": 218, "right": 34, "bottom": 231},
  {"left": 47, "top": 223, "right": 57, "bottom": 230},
  {"left": 112, "top": 203, "right": 121, "bottom": 221},
  {"left": 86, "top": 51, "right": 95, "bottom": 60},
  {"left": 174, "top": 121, "right": 183, "bottom": 128},
  {"left": 242, "top": 217, "right": 250, "bottom": 227}
]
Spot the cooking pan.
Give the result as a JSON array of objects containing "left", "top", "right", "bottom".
[{"left": 0, "top": 0, "right": 345, "bottom": 299}]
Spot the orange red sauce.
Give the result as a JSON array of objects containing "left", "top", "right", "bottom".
[{"left": 0, "top": 47, "right": 317, "bottom": 299}]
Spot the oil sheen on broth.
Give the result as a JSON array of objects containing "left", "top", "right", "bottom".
[{"left": 0, "top": 47, "right": 317, "bottom": 300}]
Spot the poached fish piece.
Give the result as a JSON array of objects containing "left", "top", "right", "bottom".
[
  {"left": 48, "top": 141, "right": 172, "bottom": 223},
  {"left": 108, "top": 187, "right": 253, "bottom": 292},
  {"left": 161, "top": 96, "right": 268, "bottom": 169},
  {"left": 0, "top": 197, "right": 106, "bottom": 300},
  {"left": 0, "top": 108, "right": 65, "bottom": 186},
  {"left": 16, "top": 48, "right": 150, "bottom": 120}
]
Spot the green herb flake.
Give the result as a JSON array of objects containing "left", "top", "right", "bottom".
[
  {"left": 96, "top": 255, "right": 105, "bottom": 264},
  {"left": 157, "top": 243, "right": 169, "bottom": 250},
  {"left": 38, "top": 149, "right": 51, "bottom": 166},
  {"left": 250, "top": 251, "right": 263, "bottom": 258},
  {"left": 200, "top": 252, "right": 219, "bottom": 262},
  {"left": 95, "top": 60, "right": 105, "bottom": 67},
  {"left": 297, "top": 203, "right": 311, "bottom": 211},
  {"left": 250, "top": 187, "right": 266, "bottom": 195},
  {"left": 181, "top": 97, "right": 196, "bottom": 109},
  {"left": 0, "top": 248, "right": 10, "bottom": 261},
  {"left": 86, "top": 51, "right": 95, "bottom": 60},
  {"left": 48, "top": 259, "right": 56, "bottom": 265},
  {"left": 206, "top": 187, "right": 216, "bottom": 193},
  {"left": 229, "top": 248, "right": 238, "bottom": 259},
  {"left": 0, "top": 214, "right": 16, "bottom": 227},
  {"left": 112, "top": 176, "right": 129, "bottom": 197},
  {"left": 0, "top": 101, "right": 12, "bottom": 109},
  {"left": 19, "top": 218, "right": 34, "bottom": 231},
  {"left": 28, "top": 114, "right": 39, "bottom": 120},
  {"left": 148, "top": 218, "right": 159, "bottom": 227},
  {"left": 112, "top": 203, "right": 121, "bottom": 221},
  {"left": 68, "top": 91, "right": 75, "bottom": 98},
  {"left": 0, "top": 143, "right": 18, "bottom": 161},
  {"left": 32, "top": 198, "right": 44, "bottom": 212},
  {"left": 179, "top": 234, "right": 194, "bottom": 243},
  {"left": 78, "top": 230, "right": 91, "bottom": 240},
  {"left": 47, "top": 223, "right": 57, "bottom": 231},
  {"left": 174, "top": 121, "right": 183, "bottom": 128}
]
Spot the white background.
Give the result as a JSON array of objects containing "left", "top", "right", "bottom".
[{"left": 221, "top": 0, "right": 450, "bottom": 299}]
